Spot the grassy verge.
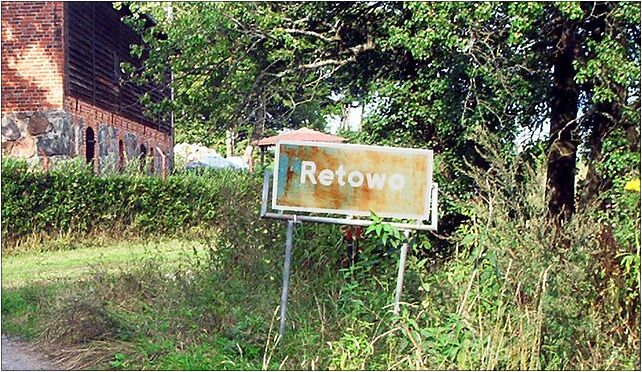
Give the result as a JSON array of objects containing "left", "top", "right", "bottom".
[
  {"left": 2, "top": 220, "right": 639, "bottom": 370},
  {"left": 2, "top": 239, "right": 208, "bottom": 288},
  {"left": 1, "top": 239, "right": 209, "bottom": 345},
  {"left": 1, "top": 225, "right": 403, "bottom": 370}
]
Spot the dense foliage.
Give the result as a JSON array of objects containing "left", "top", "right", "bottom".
[
  {"left": 123, "top": 1, "right": 639, "bottom": 225},
  {"left": 0, "top": 158, "right": 264, "bottom": 246}
]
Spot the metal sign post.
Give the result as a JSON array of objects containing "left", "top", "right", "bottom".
[
  {"left": 279, "top": 219, "right": 297, "bottom": 336},
  {"left": 393, "top": 229, "right": 412, "bottom": 315},
  {"left": 262, "top": 141, "right": 439, "bottom": 337}
]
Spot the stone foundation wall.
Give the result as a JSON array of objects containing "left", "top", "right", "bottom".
[
  {"left": 1, "top": 97, "right": 173, "bottom": 175},
  {"left": 1, "top": 108, "right": 173, "bottom": 176},
  {"left": 1, "top": 110, "right": 76, "bottom": 162}
]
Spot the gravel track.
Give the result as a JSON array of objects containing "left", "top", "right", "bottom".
[{"left": 1, "top": 335, "right": 60, "bottom": 371}]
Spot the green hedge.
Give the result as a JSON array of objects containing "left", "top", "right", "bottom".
[{"left": 1, "top": 158, "right": 263, "bottom": 243}]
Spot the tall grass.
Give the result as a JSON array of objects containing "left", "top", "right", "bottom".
[{"left": 386, "top": 131, "right": 640, "bottom": 370}]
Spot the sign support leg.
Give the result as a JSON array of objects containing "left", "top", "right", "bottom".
[
  {"left": 279, "top": 220, "right": 295, "bottom": 337},
  {"left": 393, "top": 230, "right": 411, "bottom": 315}
]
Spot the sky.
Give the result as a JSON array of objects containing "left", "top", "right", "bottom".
[{"left": 326, "top": 104, "right": 364, "bottom": 134}]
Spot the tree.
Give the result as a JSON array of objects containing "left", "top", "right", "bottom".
[
  {"left": 122, "top": 1, "right": 639, "bottom": 223},
  {"left": 546, "top": 8, "right": 581, "bottom": 220},
  {"left": 340, "top": 2, "right": 640, "bottom": 221},
  {"left": 542, "top": 2, "right": 640, "bottom": 220},
  {"left": 120, "top": 2, "right": 378, "bottom": 156}
]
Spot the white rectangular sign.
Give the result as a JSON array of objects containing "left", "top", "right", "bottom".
[{"left": 272, "top": 141, "right": 433, "bottom": 220}]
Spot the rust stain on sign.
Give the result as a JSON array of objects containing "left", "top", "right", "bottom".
[{"left": 272, "top": 141, "right": 433, "bottom": 220}]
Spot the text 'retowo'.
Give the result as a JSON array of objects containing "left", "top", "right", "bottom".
[{"left": 299, "top": 161, "right": 406, "bottom": 191}]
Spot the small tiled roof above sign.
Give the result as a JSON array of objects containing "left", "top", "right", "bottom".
[{"left": 254, "top": 128, "right": 347, "bottom": 147}]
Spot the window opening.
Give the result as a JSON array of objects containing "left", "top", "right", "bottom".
[
  {"left": 139, "top": 144, "right": 147, "bottom": 173},
  {"left": 118, "top": 140, "right": 125, "bottom": 172},
  {"left": 85, "top": 127, "right": 95, "bottom": 166}
]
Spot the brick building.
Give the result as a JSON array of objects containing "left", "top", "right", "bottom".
[{"left": 1, "top": 1, "right": 173, "bottom": 174}]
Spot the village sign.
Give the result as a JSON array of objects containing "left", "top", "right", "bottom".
[
  {"left": 261, "top": 141, "right": 439, "bottom": 337},
  {"left": 272, "top": 141, "right": 433, "bottom": 219}
]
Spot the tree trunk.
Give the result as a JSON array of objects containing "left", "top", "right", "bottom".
[
  {"left": 242, "top": 91, "right": 266, "bottom": 172},
  {"left": 546, "top": 20, "right": 579, "bottom": 221},
  {"left": 340, "top": 102, "right": 350, "bottom": 132}
]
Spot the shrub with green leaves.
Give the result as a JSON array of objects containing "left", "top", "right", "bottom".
[{"left": 1, "top": 158, "right": 267, "bottom": 249}]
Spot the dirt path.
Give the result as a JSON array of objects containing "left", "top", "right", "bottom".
[{"left": 1, "top": 334, "right": 60, "bottom": 371}]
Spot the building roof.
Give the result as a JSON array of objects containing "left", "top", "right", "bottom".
[{"left": 253, "top": 128, "right": 347, "bottom": 147}]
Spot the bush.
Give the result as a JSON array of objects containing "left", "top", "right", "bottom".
[{"left": 1, "top": 158, "right": 266, "bottom": 249}]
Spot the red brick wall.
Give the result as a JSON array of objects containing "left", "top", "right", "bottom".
[
  {"left": 2, "top": 2, "right": 173, "bottom": 174},
  {"left": 1, "top": 1, "right": 65, "bottom": 112}
]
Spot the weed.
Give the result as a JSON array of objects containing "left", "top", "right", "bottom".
[{"left": 109, "top": 352, "right": 129, "bottom": 369}]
